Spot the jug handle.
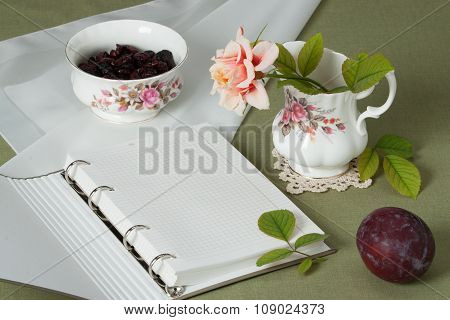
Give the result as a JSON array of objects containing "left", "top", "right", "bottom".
[{"left": 356, "top": 71, "right": 397, "bottom": 136}]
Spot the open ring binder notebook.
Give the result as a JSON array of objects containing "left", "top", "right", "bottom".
[{"left": 0, "top": 125, "right": 334, "bottom": 299}]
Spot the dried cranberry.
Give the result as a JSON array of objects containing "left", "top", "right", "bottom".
[
  {"left": 78, "top": 62, "right": 99, "bottom": 76},
  {"left": 114, "top": 54, "right": 133, "bottom": 66},
  {"left": 115, "top": 44, "right": 127, "bottom": 54},
  {"left": 133, "top": 52, "right": 151, "bottom": 66},
  {"left": 95, "top": 51, "right": 108, "bottom": 62},
  {"left": 129, "top": 70, "right": 140, "bottom": 80},
  {"left": 99, "top": 64, "right": 114, "bottom": 75},
  {"left": 149, "top": 60, "right": 159, "bottom": 68},
  {"left": 144, "top": 50, "right": 155, "bottom": 59},
  {"left": 123, "top": 45, "right": 139, "bottom": 54},
  {"left": 116, "top": 44, "right": 139, "bottom": 54},
  {"left": 119, "top": 63, "right": 134, "bottom": 70},
  {"left": 140, "top": 67, "right": 158, "bottom": 78},
  {"left": 79, "top": 45, "right": 175, "bottom": 80},
  {"left": 109, "top": 49, "right": 119, "bottom": 58},
  {"left": 156, "top": 50, "right": 176, "bottom": 69},
  {"left": 99, "top": 57, "right": 114, "bottom": 65},
  {"left": 116, "top": 68, "right": 132, "bottom": 78},
  {"left": 155, "top": 61, "right": 169, "bottom": 73},
  {"left": 102, "top": 73, "right": 117, "bottom": 79}
]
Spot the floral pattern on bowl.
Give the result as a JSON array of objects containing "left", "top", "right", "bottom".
[
  {"left": 91, "top": 77, "right": 182, "bottom": 113},
  {"left": 278, "top": 89, "right": 346, "bottom": 139}
]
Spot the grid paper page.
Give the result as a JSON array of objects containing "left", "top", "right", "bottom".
[{"left": 69, "top": 126, "right": 325, "bottom": 275}]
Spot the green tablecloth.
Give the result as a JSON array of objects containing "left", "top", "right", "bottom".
[{"left": 1, "top": 0, "right": 449, "bottom": 300}]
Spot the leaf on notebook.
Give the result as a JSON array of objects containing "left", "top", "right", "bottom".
[
  {"left": 258, "top": 209, "right": 296, "bottom": 241},
  {"left": 313, "top": 257, "right": 328, "bottom": 264},
  {"left": 298, "top": 258, "right": 313, "bottom": 273},
  {"left": 257, "top": 210, "right": 332, "bottom": 275},
  {"left": 256, "top": 248, "right": 293, "bottom": 267},
  {"left": 294, "top": 233, "right": 329, "bottom": 249}
]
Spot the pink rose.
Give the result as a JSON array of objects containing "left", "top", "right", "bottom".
[
  {"left": 290, "top": 102, "right": 307, "bottom": 122},
  {"left": 336, "top": 123, "right": 346, "bottom": 131},
  {"left": 281, "top": 101, "right": 307, "bottom": 124},
  {"left": 139, "top": 87, "right": 160, "bottom": 108},
  {"left": 210, "top": 27, "right": 279, "bottom": 114}
]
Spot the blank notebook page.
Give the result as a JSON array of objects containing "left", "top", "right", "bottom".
[{"left": 68, "top": 126, "right": 326, "bottom": 276}]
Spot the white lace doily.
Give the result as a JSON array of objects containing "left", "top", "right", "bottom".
[{"left": 273, "top": 149, "right": 372, "bottom": 194}]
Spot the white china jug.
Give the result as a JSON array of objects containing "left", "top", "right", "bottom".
[{"left": 272, "top": 41, "right": 397, "bottom": 178}]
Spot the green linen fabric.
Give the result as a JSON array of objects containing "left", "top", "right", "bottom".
[{"left": 0, "top": 0, "right": 449, "bottom": 300}]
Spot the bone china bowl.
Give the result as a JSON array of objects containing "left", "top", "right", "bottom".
[{"left": 66, "top": 20, "right": 187, "bottom": 123}]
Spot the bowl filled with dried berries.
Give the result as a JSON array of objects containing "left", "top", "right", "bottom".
[{"left": 66, "top": 20, "right": 187, "bottom": 123}]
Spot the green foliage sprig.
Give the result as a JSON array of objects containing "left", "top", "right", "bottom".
[
  {"left": 358, "top": 134, "right": 421, "bottom": 199},
  {"left": 256, "top": 210, "right": 329, "bottom": 274},
  {"left": 267, "top": 33, "right": 394, "bottom": 95}
]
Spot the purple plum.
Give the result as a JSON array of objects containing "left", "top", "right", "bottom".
[{"left": 356, "top": 207, "right": 435, "bottom": 283}]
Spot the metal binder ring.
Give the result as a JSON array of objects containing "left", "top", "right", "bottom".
[
  {"left": 165, "top": 285, "right": 184, "bottom": 298},
  {"left": 122, "top": 225, "right": 150, "bottom": 261},
  {"left": 64, "top": 160, "right": 91, "bottom": 194},
  {"left": 87, "top": 186, "right": 114, "bottom": 221},
  {"left": 149, "top": 254, "right": 184, "bottom": 298}
]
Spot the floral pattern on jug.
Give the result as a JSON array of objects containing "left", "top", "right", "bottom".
[
  {"left": 91, "top": 77, "right": 182, "bottom": 112},
  {"left": 279, "top": 88, "right": 346, "bottom": 140}
]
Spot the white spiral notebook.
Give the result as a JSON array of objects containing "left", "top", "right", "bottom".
[{"left": 1, "top": 126, "right": 333, "bottom": 299}]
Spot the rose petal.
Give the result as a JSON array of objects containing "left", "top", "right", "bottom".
[
  {"left": 235, "top": 27, "right": 252, "bottom": 61},
  {"left": 233, "top": 98, "right": 247, "bottom": 115},
  {"left": 252, "top": 41, "right": 279, "bottom": 71},
  {"left": 223, "top": 40, "right": 242, "bottom": 63},
  {"left": 236, "top": 59, "right": 256, "bottom": 89},
  {"left": 244, "top": 80, "right": 269, "bottom": 110},
  {"left": 216, "top": 48, "right": 224, "bottom": 58},
  {"left": 219, "top": 89, "right": 240, "bottom": 110}
]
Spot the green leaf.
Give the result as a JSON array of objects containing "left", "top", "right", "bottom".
[
  {"left": 312, "top": 257, "right": 328, "bottom": 264},
  {"left": 298, "top": 258, "right": 313, "bottom": 273},
  {"left": 298, "top": 33, "right": 323, "bottom": 77},
  {"left": 274, "top": 43, "right": 297, "bottom": 76},
  {"left": 258, "top": 209, "right": 296, "bottom": 241},
  {"left": 327, "top": 86, "right": 349, "bottom": 93},
  {"left": 357, "top": 52, "right": 369, "bottom": 60},
  {"left": 383, "top": 155, "right": 421, "bottom": 199},
  {"left": 358, "top": 147, "right": 380, "bottom": 180},
  {"left": 278, "top": 79, "right": 323, "bottom": 95},
  {"left": 375, "top": 134, "right": 413, "bottom": 158},
  {"left": 256, "top": 248, "right": 293, "bottom": 267},
  {"left": 342, "top": 53, "right": 394, "bottom": 93},
  {"left": 294, "top": 233, "right": 329, "bottom": 249}
]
